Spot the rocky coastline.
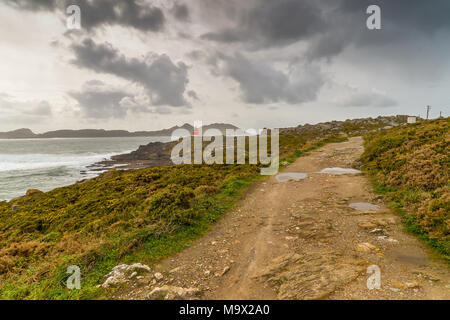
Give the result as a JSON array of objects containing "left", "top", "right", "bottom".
[
  {"left": 87, "top": 115, "right": 416, "bottom": 173},
  {"left": 86, "top": 141, "right": 177, "bottom": 172}
]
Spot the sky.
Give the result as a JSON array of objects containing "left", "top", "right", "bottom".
[{"left": 0, "top": 0, "right": 449, "bottom": 132}]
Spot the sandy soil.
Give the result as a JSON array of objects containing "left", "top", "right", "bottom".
[{"left": 119, "top": 137, "right": 450, "bottom": 300}]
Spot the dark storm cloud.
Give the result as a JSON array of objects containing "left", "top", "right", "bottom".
[
  {"left": 340, "top": 0, "right": 450, "bottom": 35},
  {"left": 6, "top": 0, "right": 165, "bottom": 32},
  {"left": 201, "top": 0, "right": 328, "bottom": 48},
  {"left": 199, "top": 0, "right": 450, "bottom": 57},
  {"left": 212, "top": 53, "right": 325, "bottom": 104},
  {"left": 195, "top": 0, "right": 450, "bottom": 103},
  {"left": 305, "top": 0, "right": 450, "bottom": 60},
  {"left": 71, "top": 39, "right": 190, "bottom": 107}
]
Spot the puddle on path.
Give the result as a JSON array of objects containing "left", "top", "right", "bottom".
[
  {"left": 276, "top": 167, "right": 361, "bottom": 182},
  {"left": 335, "top": 147, "right": 350, "bottom": 151},
  {"left": 318, "top": 167, "right": 362, "bottom": 175},
  {"left": 388, "top": 247, "right": 427, "bottom": 266},
  {"left": 349, "top": 202, "right": 381, "bottom": 211},
  {"left": 275, "top": 172, "right": 308, "bottom": 182}
]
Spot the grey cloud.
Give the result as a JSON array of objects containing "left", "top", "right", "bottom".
[
  {"left": 245, "top": 0, "right": 326, "bottom": 45},
  {"left": 214, "top": 53, "right": 325, "bottom": 104},
  {"left": 172, "top": 2, "right": 190, "bottom": 22},
  {"left": 307, "top": 0, "right": 450, "bottom": 60},
  {"left": 0, "top": 94, "right": 53, "bottom": 117},
  {"left": 69, "top": 82, "right": 130, "bottom": 119},
  {"left": 187, "top": 90, "right": 199, "bottom": 100},
  {"left": 336, "top": 91, "right": 397, "bottom": 108},
  {"left": 6, "top": 0, "right": 165, "bottom": 32},
  {"left": 186, "top": 50, "right": 206, "bottom": 61},
  {"left": 340, "top": 0, "right": 450, "bottom": 35},
  {"left": 5, "top": 0, "right": 56, "bottom": 11},
  {"left": 198, "top": 0, "right": 450, "bottom": 60},
  {"left": 71, "top": 39, "right": 190, "bottom": 107},
  {"left": 69, "top": 80, "right": 182, "bottom": 119},
  {"left": 30, "top": 101, "right": 52, "bottom": 116},
  {"left": 201, "top": 30, "right": 244, "bottom": 44},
  {"left": 0, "top": 95, "right": 15, "bottom": 112},
  {"left": 201, "top": 0, "right": 327, "bottom": 49}
]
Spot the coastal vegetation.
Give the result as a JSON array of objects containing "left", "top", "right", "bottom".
[
  {"left": 362, "top": 118, "right": 449, "bottom": 262},
  {"left": 0, "top": 129, "right": 347, "bottom": 299},
  {"left": 1, "top": 115, "right": 437, "bottom": 299}
]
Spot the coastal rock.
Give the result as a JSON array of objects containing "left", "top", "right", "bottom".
[
  {"left": 147, "top": 285, "right": 201, "bottom": 300},
  {"left": 112, "top": 141, "right": 176, "bottom": 162},
  {"left": 280, "top": 115, "right": 417, "bottom": 137},
  {"left": 91, "top": 141, "right": 178, "bottom": 171},
  {"left": 101, "top": 263, "right": 152, "bottom": 288},
  {"left": 154, "top": 272, "right": 164, "bottom": 280},
  {"left": 218, "top": 266, "right": 231, "bottom": 277},
  {"left": 26, "top": 189, "right": 42, "bottom": 196},
  {"left": 258, "top": 252, "right": 360, "bottom": 300},
  {"left": 356, "top": 242, "right": 379, "bottom": 253},
  {"left": 391, "top": 280, "right": 422, "bottom": 289}
]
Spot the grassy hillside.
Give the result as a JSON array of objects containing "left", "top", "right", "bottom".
[
  {"left": 0, "top": 164, "right": 265, "bottom": 299},
  {"left": 362, "top": 118, "right": 449, "bottom": 262},
  {"left": 0, "top": 116, "right": 415, "bottom": 299},
  {"left": 0, "top": 131, "right": 348, "bottom": 299}
]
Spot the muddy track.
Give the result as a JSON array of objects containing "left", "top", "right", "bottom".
[{"left": 120, "top": 137, "right": 450, "bottom": 300}]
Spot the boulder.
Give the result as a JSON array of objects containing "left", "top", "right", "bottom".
[
  {"left": 356, "top": 242, "right": 379, "bottom": 253},
  {"left": 101, "top": 263, "right": 152, "bottom": 288},
  {"left": 147, "top": 285, "right": 201, "bottom": 300},
  {"left": 26, "top": 189, "right": 42, "bottom": 196}
]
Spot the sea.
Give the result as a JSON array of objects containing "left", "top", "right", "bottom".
[{"left": 0, "top": 136, "right": 170, "bottom": 201}]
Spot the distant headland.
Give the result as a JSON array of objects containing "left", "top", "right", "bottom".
[{"left": 0, "top": 123, "right": 238, "bottom": 139}]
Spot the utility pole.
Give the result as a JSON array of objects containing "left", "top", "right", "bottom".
[{"left": 426, "top": 105, "right": 431, "bottom": 120}]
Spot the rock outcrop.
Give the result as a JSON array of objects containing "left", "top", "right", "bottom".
[
  {"left": 258, "top": 252, "right": 361, "bottom": 300},
  {"left": 101, "top": 263, "right": 152, "bottom": 288},
  {"left": 280, "top": 115, "right": 419, "bottom": 137},
  {"left": 26, "top": 189, "right": 42, "bottom": 196},
  {"left": 147, "top": 286, "right": 201, "bottom": 300}
]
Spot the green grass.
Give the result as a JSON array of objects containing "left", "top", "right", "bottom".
[
  {"left": 0, "top": 164, "right": 265, "bottom": 299},
  {"left": 362, "top": 118, "right": 449, "bottom": 263},
  {"left": 0, "top": 133, "right": 325, "bottom": 299},
  {"left": 369, "top": 179, "right": 449, "bottom": 264},
  {"left": 0, "top": 121, "right": 384, "bottom": 299}
]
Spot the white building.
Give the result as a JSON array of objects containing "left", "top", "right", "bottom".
[{"left": 407, "top": 116, "right": 417, "bottom": 124}]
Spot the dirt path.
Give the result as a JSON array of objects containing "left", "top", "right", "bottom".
[{"left": 121, "top": 137, "right": 450, "bottom": 300}]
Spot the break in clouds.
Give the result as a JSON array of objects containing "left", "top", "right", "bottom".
[{"left": 1, "top": 0, "right": 449, "bottom": 128}]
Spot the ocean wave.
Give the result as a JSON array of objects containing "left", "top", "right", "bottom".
[{"left": 0, "top": 151, "right": 131, "bottom": 172}]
